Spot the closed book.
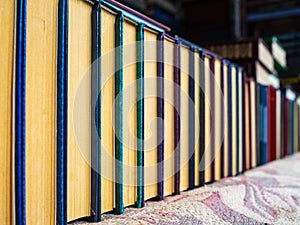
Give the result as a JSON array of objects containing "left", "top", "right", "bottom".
[
  {"left": 276, "top": 89, "right": 282, "bottom": 159},
  {"left": 123, "top": 19, "right": 138, "bottom": 209},
  {"left": 194, "top": 49, "right": 200, "bottom": 187},
  {"left": 259, "top": 84, "right": 268, "bottom": 165},
  {"left": 244, "top": 80, "right": 251, "bottom": 170},
  {"left": 284, "top": 97, "right": 290, "bottom": 156},
  {"left": 163, "top": 36, "right": 175, "bottom": 196},
  {"left": 0, "top": 0, "right": 14, "bottom": 223},
  {"left": 68, "top": 0, "right": 93, "bottom": 220},
  {"left": 101, "top": 7, "right": 116, "bottom": 214},
  {"left": 263, "top": 36, "right": 287, "bottom": 71},
  {"left": 180, "top": 44, "right": 190, "bottom": 190},
  {"left": 25, "top": 0, "right": 58, "bottom": 223},
  {"left": 231, "top": 65, "right": 238, "bottom": 176},
  {"left": 298, "top": 101, "right": 300, "bottom": 152},
  {"left": 280, "top": 91, "right": 286, "bottom": 158},
  {"left": 267, "top": 86, "right": 277, "bottom": 162},
  {"left": 206, "top": 38, "right": 274, "bottom": 75},
  {"left": 290, "top": 100, "right": 295, "bottom": 155},
  {"left": 222, "top": 61, "right": 230, "bottom": 177},
  {"left": 194, "top": 49, "right": 203, "bottom": 187},
  {"left": 144, "top": 28, "right": 158, "bottom": 201},
  {"left": 204, "top": 54, "right": 212, "bottom": 182},
  {"left": 214, "top": 58, "right": 222, "bottom": 181},
  {"left": 249, "top": 79, "right": 257, "bottom": 168},
  {"left": 294, "top": 102, "right": 299, "bottom": 153},
  {"left": 237, "top": 67, "right": 244, "bottom": 174}
]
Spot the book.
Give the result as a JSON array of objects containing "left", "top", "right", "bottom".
[
  {"left": 259, "top": 84, "right": 268, "bottom": 165},
  {"left": 101, "top": 7, "right": 115, "bottom": 214},
  {"left": 206, "top": 38, "right": 274, "bottom": 75},
  {"left": 231, "top": 65, "right": 238, "bottom": 176},
  {"left": 0, "top": 0, "right": 14, "bottom": 223},
  {"left": 249, "top": 79, "right": 257, "bottom": 168},
  {"left": 284, "top": 96, "right": 290, "bottom": 156},
  {"left": 123, "top": 19, "right": 137, "bottom": 208},
  {"left": 204, "top": 53, "right": 212, "bottom": 183},
  {"left": 285, "top": 89, "right": 297, "bottom": 155},
  {"left": 214, "top": 58, "right": 222, "bottom": 181},
  {"left": 244, "top": 79, "right": 251, "bottom": 170},
  {"left": 237, "top": 67, "right": 244, "bottom": 174},
  {"left": 67, "top": 0, "right": 92, "bottom": 220},
  {"left": 24, "top": 0, "right": 58, "bottom": 224},
  {"left": 163, "top": 36, "right": 175, "bottom": 196},
  {"left": 194, "top": 49, "right": 201, "bottom": 186},
  {"left": 281, "top": 91, "right": 286, "bottom": 158},
  {"left": 297, "top": 98, "right": 300, "bottom": 152},
  {"left": 222, "top": 60, "right": 230, "bottom": 177},
  {"left": 294, "top": 101, "right": 299, "bottom": 153},
  {"left": 144, "top": 27, "right": 158, "bottom": 200},
  {"left": 276, "top": 89, "right": 282, "bottom": 159},
  {"left": 267, "top": 86, "right": 277, "bottom": 162},
  {"left": 180, "top": 44, "right": 190, "bottom": 190},
  {"left": 188, "top": 46, "right": 195, "bottom": 190},
  {"left": 264, "top": 36, "right": 287, "bottom": 71}
]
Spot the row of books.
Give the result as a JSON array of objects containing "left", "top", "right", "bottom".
[{"left": 1, "top": 0, "right": 299, "bottom": 224}]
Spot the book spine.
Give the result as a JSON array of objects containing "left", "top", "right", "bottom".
[
  {"left": 56, "top": 0, "right": 68, "bottom": 224},
  {"left": 210, "top": 57, "right": 215, "bottom": 181},
  {"left": 157, "top": 33, "right": 164, "bottom": 200},
  {"left": 267, "top": 87, "right": 276, "bottom": 162},
  {"left": 188, "top": 47, "right": 195, "bottom": 189},
  {"left": 136, "top": 23, "right": 145, "bottom": 208},
  {"left": 260, "top": 85, "right": 268, "bottom": 165},
  {"left": 174, "top": 40, "right": 181, "bottom": 195},
  {"left": 199, "top": 51, "right": 205, "bottom": 185},
  {"left": 91, "top": 2, "right": 101, "bottom": 221},
  {"left": 15, "top": 0, "right": 27, "bottom": 223},
  {"left": 115, "top": 12, "right": 124, "bottom": 215},
  {"left": 227, "top": 65, "right": 233, "bottom": 177}
]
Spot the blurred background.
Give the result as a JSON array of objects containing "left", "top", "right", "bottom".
[{"left": 117, "top": 0, "right": 300, "bottom": 92}]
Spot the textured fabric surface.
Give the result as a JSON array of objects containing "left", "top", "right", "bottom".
[{"left": 74, "top": 153, "right": 300, "bottom": 224}]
